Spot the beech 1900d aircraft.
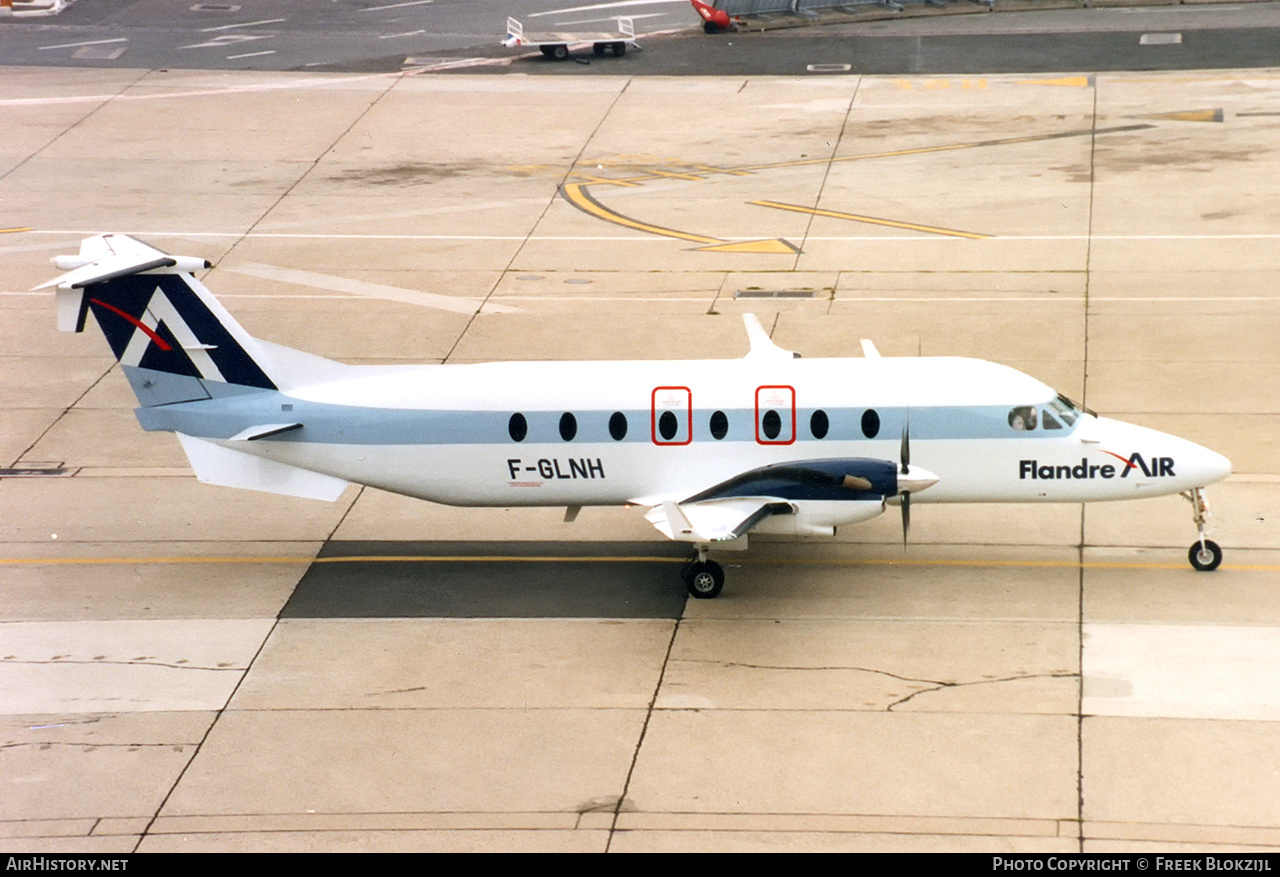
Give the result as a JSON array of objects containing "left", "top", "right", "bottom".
[{"left": 45, "top": 235, "right": 1232, "bottom": 598}]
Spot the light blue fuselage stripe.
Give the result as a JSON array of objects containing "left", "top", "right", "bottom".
[{"left": 134, "top": 384, "right": 1076, "bottom": 446}]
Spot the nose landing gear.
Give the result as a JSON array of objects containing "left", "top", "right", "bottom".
[{"left": 1184, "top": 487, "right": 1223, "bottom": 571}]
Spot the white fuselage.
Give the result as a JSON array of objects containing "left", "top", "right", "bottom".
[{"left": 214, "top": 354, "right": 1231, "bottom": 509}]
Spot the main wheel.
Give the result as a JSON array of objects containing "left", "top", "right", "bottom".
[
  {"left": 551, "top": 44, "right": 570, "bottom": 61},
  {"left": 703, "top": 21, "right": 719, "bottom": 34},
  {"left": 685, "top": 560, "right": 724, "bottom": 599},
  {"left": 1189, "top": 539, "right": 1223, "bottom": 571}
]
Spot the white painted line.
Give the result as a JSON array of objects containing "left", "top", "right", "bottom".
[
  {"left": 0, "top": 72, "right": 414, "bottom": 108},
  {"left": 226, "top": 50, "right": 277, "bottom": 59},
  {"left": 556, "top": 12, "right": 669, "bottom": 25},
  {"left": 26, "top": 229, "right": 1280, "bottom": 247},
  {"left": 201, "top": 17, "right": 285, "bottom": 32},
  {"left": 530, "top": 0, "right": 685, "bottom": 17},
  {"left": 408, "top": 57, "right": 502, "bottom": 71},
  {"left": 360, "top": 0, "right": 433, "bottom": 11},
  {"left": 1139, "top": 32, "right": 1182, "bottom": 46},
  {"left": 226, "top": 263, "right": 520, "bottom": 315},
  {"left": 380, "top": 30, "right": 426, "bottom": 39},
  {"left": 179, "top": 34, "right": 272, "bottom": 49},
  {"left": 37, "top": 37, "right": 127, "bottom": 51}
]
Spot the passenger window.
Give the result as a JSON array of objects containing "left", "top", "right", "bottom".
[
  {"left": 861, "top": 409, "right": 880, "bottom": 439},
  {"left": 609, "top": 412, "right": 627, "bottom": 441},
  {"left": 559, "top": 412, "right": 577, "bottom": 441},
  {"left": 810, "top": 409, "right": 829, "bottom": 439},
  {"left": 1008, "top": 406, "right": 1038, "bottom": 431},
  {"left": 709, "top": 410, "right": 728, "bottom": 440},
  {"left": 761, "top": 409, "right": 782, "bottom": 440},
  {"left": 658, "top": 411, "right": 678, "bottom": 441},
  {"left": 508, "top": 413, "right": 527, "bottom": 442}
]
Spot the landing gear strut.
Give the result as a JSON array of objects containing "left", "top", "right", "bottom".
[
  {"left": 1184, "top": 487, "right": 1223, "bottom": 571},
  {"left": 681, "top": 544, "right": 724, "bottom": 599}
]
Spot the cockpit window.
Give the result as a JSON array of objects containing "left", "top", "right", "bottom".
[
  {"left": 1009, "top": 406, "right": 1038, "bottom": 431},
  {"left": 1042, "top": 409, "right": 1063, "bottom": 430},
  {"left": 1056, "top": 393, "right": 1092, "bottom": 420}
]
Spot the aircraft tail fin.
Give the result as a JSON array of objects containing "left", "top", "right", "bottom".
[{"left": 42, "top": 235, "right": 338, "bottom": 405}]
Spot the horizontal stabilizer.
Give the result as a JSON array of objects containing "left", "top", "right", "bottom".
[
  {"left": 177, "top": 433, "right": 349, "bottom": 501},
  {"left": 38, "top": 234, "right": 212, "bottom": 293}
]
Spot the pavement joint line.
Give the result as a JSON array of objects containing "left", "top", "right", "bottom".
[{"left": 1, "top": 556, "right": 1276, "bottom": 571}]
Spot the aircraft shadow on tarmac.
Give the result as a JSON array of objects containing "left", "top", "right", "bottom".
[{"left": 282, "top": 541, "right": 692, "bottom": 619}]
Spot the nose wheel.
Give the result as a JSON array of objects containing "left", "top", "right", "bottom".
[
  {"left": 1189, "top": 539, "right": 1223, "bottom": 572},
  {"left": 1184, "top": 487, "right": 1223, "bottom": 571}
]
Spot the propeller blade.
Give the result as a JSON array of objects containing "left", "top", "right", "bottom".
[
  {"left": 900, "top": 422, "right": 910, "bottom": 474},
  {"left": 901, "top": 491, "right": 910, "bottom": 547}
]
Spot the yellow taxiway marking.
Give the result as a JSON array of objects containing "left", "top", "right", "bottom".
[
  {"left": 741, "top": 124, "right": 1155, "bottom": 175},
  {"left": 697, "top": 238, "right": 799, "bottom": 254},
  {"left": 0, "top": 227, "right": 33, "bottom": 234},
  {"left": 561, "top": 182, "right": 720, "bottom": 244},
  {"left": 686, "top": 163, "right": 752, "bottom": 177},
  {"left": 2, "top": 555, "right": 1277, "bottom": 573},
  {"left": 561, "top": 181, "right": 796, "bottom": 252},
  {"left": 555, "top": 124, "right": 1158, "bottom": 250},
  {"left": 753, "top": 201, "right": 991, "bottom": 240},
  {"left": 1016, "top": 76, "right": 1093, "bottom": 88},
  {"left": 1141, "top": 109, "right": 1224, "bottom": 123},
  {"left": 646, "top": 168, "right": 707, "bottom": 182},
  {"left": 564, "top": 173, "right": 641, "bottom": 188}
]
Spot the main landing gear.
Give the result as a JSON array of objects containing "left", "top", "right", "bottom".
[
  {"left": 681, "top": 545, "right": 725, "bottom": 599},
  {"left": 1184, "top": 487, "right": 1223, "bottom": 571}
]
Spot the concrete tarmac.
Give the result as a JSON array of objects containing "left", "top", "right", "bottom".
[{"left": 2, "top": 64, "right": 1280, "bottom": 852}]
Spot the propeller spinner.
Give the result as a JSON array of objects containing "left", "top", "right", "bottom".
[{"left": 896, "top": 422, "right": 940, "bottom": 546}]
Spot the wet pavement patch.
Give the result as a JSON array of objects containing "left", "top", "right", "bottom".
[{"left": 283, "top": 541, "right": 690, "bottom": 619}]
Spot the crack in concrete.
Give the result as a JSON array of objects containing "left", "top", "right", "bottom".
[
  {"left": 888, "top": 672, "right": 1078, "bottom": 711},
  {"left": 1, "top": 659, "right": 244, "bottom": 671},
  {"left": 366, "top": 686, "right": 427, "bottom": 697},
  {"left": 1, "top": 741, "right": 195, "bottom": 751},
  {"left": 675, "top": 659, "right": 1076, "bottom": 710}
]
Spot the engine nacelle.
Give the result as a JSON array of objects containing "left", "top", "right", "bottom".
[{"left": 753, "top": 499, "right": 886, "bottom": 537}]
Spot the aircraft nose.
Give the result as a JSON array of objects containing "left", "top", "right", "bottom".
[{"left": 1187, "top": 445, "right": 1232, "bottom": 486}]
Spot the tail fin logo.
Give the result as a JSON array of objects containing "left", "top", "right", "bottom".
[
  {"left": 108, "top": 285, "right": 227, "bottom": 382},
  {"left": 83, "top": 271, "right": 275, "bottom": 390}
]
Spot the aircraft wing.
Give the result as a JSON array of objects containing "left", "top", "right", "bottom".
[
  {"left": 645, "top": 497, "right": 793, "bottom": 544},
  {"left": 639, "top": 457, "right": 905, "bottom": 544}
]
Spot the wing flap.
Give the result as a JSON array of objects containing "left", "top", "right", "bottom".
[{"left": 645, "top": 497, "right": 793, "bottom": 543}]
